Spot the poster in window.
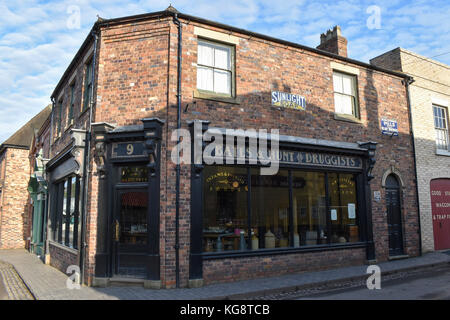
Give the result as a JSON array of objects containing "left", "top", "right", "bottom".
[
  {"left": 331, "top": 209, "right": 338, "bottom": 221},
  {"left": 348, "top": 203, "right": 356, "bottom": 219}
]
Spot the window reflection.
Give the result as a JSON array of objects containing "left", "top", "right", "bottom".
[{"left": 292, "top": 172, "right": 327, "bottom": 246}]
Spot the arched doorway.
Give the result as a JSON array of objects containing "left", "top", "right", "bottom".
[{"left": 386, "top": 174, "right": 404, "bottom": 256}]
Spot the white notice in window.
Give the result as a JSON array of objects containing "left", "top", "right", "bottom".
[
  {"left": 331, "top": 209, "right": 337, "bottom": 221},
  {"left": 348, "top": 203, "right": 356, "bottom": 219}
]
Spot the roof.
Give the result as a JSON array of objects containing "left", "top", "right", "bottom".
[
  {"left": 51, "top": 7, "right": 411, "bottom": 97},
  {"left": 0, "top": 105, "right": 52, "bottom": 153}
]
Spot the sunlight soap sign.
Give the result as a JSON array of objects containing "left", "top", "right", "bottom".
[{"left": 271, "top": 91, "right": 306, "bottom": 110}]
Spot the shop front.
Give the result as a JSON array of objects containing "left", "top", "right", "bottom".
[
  {"left": 189, "top": 123, "right": 377, "bottom": 284},
  {"left": 91, "top": 118, "right": 164, "bottom": 286}
]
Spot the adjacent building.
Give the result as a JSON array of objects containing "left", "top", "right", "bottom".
[
  {"left": 371, "top": 48, "right": 450, "bottom": 252},
  {"left": 44, "top": 6, "right": 420, "bottom": 289},
  {"left": 0, "top": 106, "right": 51, "bottom": 249}
]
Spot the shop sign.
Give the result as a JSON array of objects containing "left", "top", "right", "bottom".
[
  {"left": 112, "top": 141, "right": 145, "bottom": 158},
  {"left": 381, "top": 119, "right": 398, "bottom": 136},
  {"left": 215, "top": 147, "right": 363, "bottom": 169},
  {"left": 271, "top": 91, "right": 306, "bottom": 110}
]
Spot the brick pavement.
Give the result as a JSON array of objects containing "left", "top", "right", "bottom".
[{"left": 0, "top": 249, "right": 449, "bottom": 300}]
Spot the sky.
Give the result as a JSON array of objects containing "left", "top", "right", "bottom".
[{"left": 1, "top": 0, "right": 450, "bottom": 143}]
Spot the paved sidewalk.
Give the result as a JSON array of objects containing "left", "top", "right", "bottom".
[{"left": 0, "top": 249, "right": 449, "bottom": 300}]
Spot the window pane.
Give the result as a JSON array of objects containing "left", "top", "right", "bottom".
[
  {"left": 62, "top": 180, "right": 68, "bottom": 245},
  {"left": 292, "top": 171, "right": 327, "bottom": 246},
  {"left": 198, "top": 42, "right": 214, "bottom": 66},
  {"left": 329, "top": 173, "right": 359, "bottom": 243},
  {"left": 203, "top": 166, "right": 248, "bottom": 252},
  {"left": 333, "top": 73, "right": 342, "bottom": 93},
  {"left": 213, "top": 70, "right": 231, "bottom": 94},
  {"left": 197, "top": 66, "right": 214, "bottom": 91},
  {"left": 214, "top": 45, "right": 230, "bottom": 70},
  {"left": 342, "top": 74, "right": 353, "bottom": 95},
  {"left": 341, "top": 95, "right": 353, "bottom": 115},
  {"left": 251, "top": 168, "right": 290, "bottom": 249}
]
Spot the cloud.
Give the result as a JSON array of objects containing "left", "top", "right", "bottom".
[{"left": 1, "top": 0, "right": 449, "bottom": 143}]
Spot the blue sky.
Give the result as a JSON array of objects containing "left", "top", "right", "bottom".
[{"left": 1, "top": 0, "right": 450, "bottom": 143}]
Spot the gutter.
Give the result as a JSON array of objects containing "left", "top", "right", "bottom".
[
  {"left": 404, "top": 76, "right": 422, "bottom": 257},
  {"left": 173, "top": 12, "right": 182, "bottom": 289}
]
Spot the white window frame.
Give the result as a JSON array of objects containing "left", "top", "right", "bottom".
[
  {"left": 197, "top": 39, "right": 234, "bottom": 97},
  {"left": 433, "top": 105, "right": 450, "bottom": 152},
  {"left": 333, "top": 71, "right": 359, "bottom": 118}
]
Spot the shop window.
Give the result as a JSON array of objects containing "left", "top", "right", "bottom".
[
  {"left": 292, "top": 171, "right": 327, "bottom": 246},
  {"left": 202, "top": 165, "right": 361, "bottom": 254},
  {"left": 333, "top": 71, "right": 359, "bottom": 118},
  {"left": 251, "top": 168, "right": 290, "bottom": 249},
  {"left": 203, "top": 166, "right": 248, "bottom": 252},
  {"left": 51, "top": 175, "right": 80, "bottom": 249},
  {"left": 328, "top": 173, "right": 359, "bottom": 243},
  {"left": 197, "top": 39, "right": 233, "bottom": 96},
  {"left": 433, "top": 105, "right": 449, "bottom": 151}
]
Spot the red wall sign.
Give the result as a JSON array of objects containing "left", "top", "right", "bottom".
[{"left": 431, "top": 179, "right": 450, "bottom": 250}]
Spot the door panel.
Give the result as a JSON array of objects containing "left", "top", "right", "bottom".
[
  {"left": 386, "top": 188, "right": 404, "bottom": 256},
  {"left": 114, "top": 189, "right": 149, "bottom": 278},
  {"left": 431, "top": 179, "right": 450, "bottom": 250}
]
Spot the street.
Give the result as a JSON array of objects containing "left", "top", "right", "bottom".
[{"left": 299, "top": 266, "right": 450, "bottom": 300}]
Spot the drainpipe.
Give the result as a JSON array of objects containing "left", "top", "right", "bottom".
[
  {"left": 80, "top": 29, "right": 99, "bottom": 285},
  {"left": 45, "top": 97, "right": 56, "bottom": 256},
  {"left": 405, "top": 76, "right": 422, "bottom": 256},
  {"left": 173, "top": 13, "right": 182, "bottom": 289}
]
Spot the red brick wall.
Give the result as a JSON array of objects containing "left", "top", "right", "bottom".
[
  {"left": 48, "top": 242, "right": 78, "bottom": 275},
  {"left": 0, "top": 148, "right": 31, "bottom": 249}
]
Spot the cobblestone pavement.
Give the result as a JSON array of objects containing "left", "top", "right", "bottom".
[
  {"left": 0, "top": 249, "right": 449, "bottom": 300},
  {"left": 0, "top": 261, "right": 34, "bottom": 300}
]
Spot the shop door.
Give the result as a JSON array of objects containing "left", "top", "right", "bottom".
[
  {"left": 431, "top": 179, "right": 450, "bottom": 250},
  {"left": 386, "top": 175, "right": 404, "bottom": 256},
  {"left": 31, "top": 194, "right": 46, "bottom": 257},
  {"left": 113, "top": 187, "right": 149, "bottom": 278}
]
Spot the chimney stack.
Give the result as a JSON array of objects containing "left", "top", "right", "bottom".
[{"left": 316, "top": 26, "right": 348, "bottom": 57}]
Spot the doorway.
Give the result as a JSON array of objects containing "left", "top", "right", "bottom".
[
  {"left": 112, "top": 165, "right": 151, "bottom": 279},
  {"left": 431, "top": 179, "right": 450, "bottom": 250},
  {"left": 385, "top": 174, "right": 404, "bottom": 256}
]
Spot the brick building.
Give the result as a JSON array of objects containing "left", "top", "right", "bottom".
[
  {"left": 44, "top": 7, "right": 420, "bottom": 288},
  {"left": 371, "top": 48, "right": 450, "bottom": 252},
  {"left": 0, "top": 106, "right": 51, "bottom": 249}
]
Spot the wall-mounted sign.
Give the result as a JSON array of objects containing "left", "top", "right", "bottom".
[
  {"left": 210, "top": 147, "right": 363, "bottom": 169},
  {"left": 271, "top": 91, "right": 306, "bottom": 110},
  {"left": 373, "top": 191, "right": 381, "bottom": 202},
  {"left": 112, "top": 141, "right": 145, "bottom": 158},
  {"left": 381, "top": 119, "right": 398, "bottom": 136}
]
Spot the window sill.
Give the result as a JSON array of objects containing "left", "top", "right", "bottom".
[
  {"left": 193, "top": 89, "right": 240, "bottom": 105},
  {"left": 48, "top": 240, "right": 79, "bottom": 255},
  {"left": 202, "top": 242, "right": 367, "bottom": 260},
  {"left": 436, "top": 149, "right": 450, "bottom": 157},
  {"left": 79, "top": 106, "right": 90, "bottom": 118},
  {"left": 333, "top": 113, "right": 362, "bottom": 124}
]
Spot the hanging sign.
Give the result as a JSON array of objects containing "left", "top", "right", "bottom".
[
  {"left": 271, "top": 91, "right": 306, "bottom": 110},
  {"left": 381, "top": 119, "right": 398, "bottom": 136}
]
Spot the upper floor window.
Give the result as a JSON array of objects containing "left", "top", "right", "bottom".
[
  {"left": 333, "top": 72, "right": 359, "bottom": 118},
  {"left": 83, "top": 59, "right": 93, "bottom": 111},
  {"left": 434, "top": 105, "right": 449, "bottom": 151},
  {"left": 197, "top": 39, "right": 233, "bottom": 96},
  {"left": 68, "top": 82, "right": 75, "bottom": 126},
  {"left": 57, "top": 99, "right": 63, "bottom": 136}
]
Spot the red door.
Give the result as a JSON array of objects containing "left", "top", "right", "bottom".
[{"left": 431, "top": 179, "right": 450, "bottom": 250}]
